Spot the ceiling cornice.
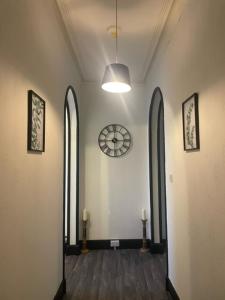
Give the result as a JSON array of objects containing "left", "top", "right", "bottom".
[
  {"left": 142, "top": 0, "right": 174, "bottom": 82},
  {"left": 56, "top": 0, "right": 85, "bottom": 81}
]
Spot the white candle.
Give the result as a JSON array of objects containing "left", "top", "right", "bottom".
[
  {"left": 141, "top": 208, "right": 146, "bottom": 220},
  {"left": 83, "top": 208, "right": 88, "bottom": 221}
]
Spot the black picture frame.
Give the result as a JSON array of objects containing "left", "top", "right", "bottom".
[
  {"left": 27, "top": 90, "right": 45, "bottom": 152},
  {"left": 182, "top": 93, "right": 200, "bottom": 151}
]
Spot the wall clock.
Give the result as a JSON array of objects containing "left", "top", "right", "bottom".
[{"left": 98, "top": 124, "right": 131, "bottom": 157}]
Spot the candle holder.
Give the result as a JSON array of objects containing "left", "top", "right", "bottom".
[
  {"left": 81, "top": 219, "right": 89, "bottom": 254},
  {"left": 140, "top": 219, "right": 149, "bottom": 253}
]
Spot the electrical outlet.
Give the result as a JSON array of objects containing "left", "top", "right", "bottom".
[{"left": 110, "top": 240, "right": 120, "bottom": 248}]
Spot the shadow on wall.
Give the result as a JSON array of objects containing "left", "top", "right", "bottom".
[{"left": 0, "top": 0, "right": 78, "bottom": 103}]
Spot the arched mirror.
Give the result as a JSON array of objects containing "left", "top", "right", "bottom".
[
  {"left": 64, "top": 86, "right": 79, "bottom": 253},
  {"left": 149, "top": 87, "right": 167, "bottom": 254}
]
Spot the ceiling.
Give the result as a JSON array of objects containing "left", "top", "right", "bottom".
[{"left": 57, "top": 0, "right": 174, "bottom": 83}]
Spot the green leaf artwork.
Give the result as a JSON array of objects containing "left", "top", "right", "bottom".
[
  {"left": 182, "top": 93, "right": 199, "bottom": 151},
  {"left": 185, "top": 102, "right": 195, "bottom": 148},
  {"left": 31, "top": 95, "right": 44, "bottom": 150}
]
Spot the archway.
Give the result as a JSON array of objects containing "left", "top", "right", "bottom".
[
  {"left": 63, "top": 86, "right": 80, "bottom": 289},
  {"left": 148, "top": 87, "right": 167, "bottom": 256}
]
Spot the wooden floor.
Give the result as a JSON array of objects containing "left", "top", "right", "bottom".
[{"left": 64, "top": 249, "right": 172, "bottom": 300}]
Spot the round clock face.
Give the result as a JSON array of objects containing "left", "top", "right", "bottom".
[{"left": 98, "top": 124, "right": 131, "bottom": 157}]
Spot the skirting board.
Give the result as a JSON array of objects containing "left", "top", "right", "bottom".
[
  {"left": 76, "top": 239, "right": 166, "bottom": 253},
  {"left": 53, "top": 279, "right": 66, "bottom": 300},
  {"left": 65, "top": 244, "right": 81, "bottom": 256},
  {"left": 166, "top": 277, "right": 180, "bottom": 300},
  {"left": 78, "top": 239, "right": 150, "bottom": 250},
  {"left": 66, "top": 239, "right": 165, "bottom": 253},
  {"left": 150, "top": 242, "right": 165, "bottom": 254}
]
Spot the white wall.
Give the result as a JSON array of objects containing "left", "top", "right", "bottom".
[
  {"left": 145, "top": 0, "right": 225, "bottom": 299},
  {"left": 80, "top": 83, "right": 150, "bottom": 240},
  {"left": 0, "top": 1, "right": 81, "bottom": 299}
]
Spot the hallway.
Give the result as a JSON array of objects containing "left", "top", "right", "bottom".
[
  {"left": 64, "top": 250, "right": 171, "bottom": 300},
  {"left": 1, "top": 1, "right": 225, "bottom": 299}
]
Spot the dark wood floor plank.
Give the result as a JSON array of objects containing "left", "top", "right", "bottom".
[
  {"left": 65, "top": 255, "right": 79, "bottom": 283},
  {"left": 64, "top": 249, "right": 171, "bottom": 300}
]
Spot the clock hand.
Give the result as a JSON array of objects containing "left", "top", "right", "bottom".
[
  {"left": 113, "top": 139, "right": 130, "bottom": 142},
  {"left": 99, "top": 139, "right": 117, "bottom": 142}
]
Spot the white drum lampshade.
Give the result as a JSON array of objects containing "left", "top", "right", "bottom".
[{"left": 102, "top": 63, "right": 131, "bottom": 93}]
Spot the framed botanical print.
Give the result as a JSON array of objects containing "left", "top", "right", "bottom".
[
  {"left": 27, "top": 90, "right": 45, "bottom": 152},
  {"left": 182, "top": 93, "right": 200, "bottom": 151}
]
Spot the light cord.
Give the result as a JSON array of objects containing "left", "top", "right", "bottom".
[{"left": 116, "top": 0, "right": 118, "bottom": 63}]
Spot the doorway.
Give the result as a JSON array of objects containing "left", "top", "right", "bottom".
[
  {"left": 63, "top": 86, "right": 80, "bottom": 289},
  {"left": 148, "top": 87, "right": 168, "bottom": 260}
]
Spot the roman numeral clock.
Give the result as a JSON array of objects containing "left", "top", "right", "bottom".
[{"left": 98, "top": 124, "right": 131, "bottom": 157}]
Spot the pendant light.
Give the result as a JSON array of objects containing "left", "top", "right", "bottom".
[{"left": 101, "top": 0, "right": 131, "bottom": 93}]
